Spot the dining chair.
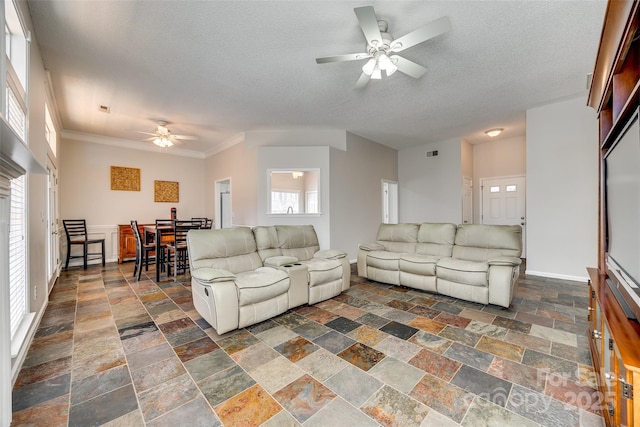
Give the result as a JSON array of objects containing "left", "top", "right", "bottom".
[
  {"left": 165, "top": 220, "right": 201, "bottom": 281},
  {"left": 130, "top": 220, "right": 155, "bottom": 280},
  {"left": 191, "top": 217, "right": 207, "bottom": 228},
  {"left": 203, "top": 218, "right": 213, "bottom": 229},
  {"left": 63, "top": 219, "right": 105, "bottom": 269},
  {"left": 154, "top": 219, "right": 174, "bottom": 274}
]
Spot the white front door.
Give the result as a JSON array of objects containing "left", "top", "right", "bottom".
[{"left": 481, "top": 176, "right": 526, "bottom": 257}]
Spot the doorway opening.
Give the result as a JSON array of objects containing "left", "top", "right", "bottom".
[
  {"left": 215, "top": 179, "right": 232, "bottom": 229},
  {"left": 382, "top": 180, "right": 398, "bottom": 224}
]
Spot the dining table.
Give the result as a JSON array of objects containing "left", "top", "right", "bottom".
[{"left": 143, "top": 224, "right": 174, "bottom": 282}]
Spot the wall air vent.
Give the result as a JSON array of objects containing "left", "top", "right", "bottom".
[{"left": 426, "top": 150, "right": 439, "bottom": 157}]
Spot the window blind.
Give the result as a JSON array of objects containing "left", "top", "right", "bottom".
[{"left": 9, "top": 175, "right": 26, "bottom": 339}]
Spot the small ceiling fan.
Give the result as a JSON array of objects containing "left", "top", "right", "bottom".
[
  {"left": 137, "top": 120, "right": 197, "bottom": 148},
  {"left": 316, "top": 6, "right": 451, "bottom": 89}
]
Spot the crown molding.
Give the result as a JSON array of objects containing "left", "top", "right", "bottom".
[
  {"left": 61, "top": 130, "right": 206, "bottom": 159},
  {"left": 203, "top": 132, "right": 245, "bottom": 158}
]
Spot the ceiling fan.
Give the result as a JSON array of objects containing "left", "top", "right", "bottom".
[
  {"left": 137, "top": 120, "right": 197, "bottom": 148},
  {"left": 316, "top": 6, "right": 451, "bottom": 89}
]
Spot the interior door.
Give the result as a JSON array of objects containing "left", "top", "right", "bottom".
[
  {"left": 481, "top": 176, "right": 526, "bottom": 257},
  {"left": 47, "top": 161, "right": 59, "bottom": 291}
]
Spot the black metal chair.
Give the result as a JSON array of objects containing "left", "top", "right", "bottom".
[
  {"left": 63, "top": 219, "right": 105, "bottom": 269},
  {"left": 131, "top": 220, "right": 155, "bottom": 280},
  {"left": 203, "top": 218, "right": 213, "bottom": 229},
  {"left": 165, "top": 220, "right": 201, "bottom": 281}
]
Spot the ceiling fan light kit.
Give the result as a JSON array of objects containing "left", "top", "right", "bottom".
[
  {"left": 136, "top": 119, "right": 197, "bottom": 148},
  {"left": 315, "top": 6, "right": 451, "bottom": 89}
]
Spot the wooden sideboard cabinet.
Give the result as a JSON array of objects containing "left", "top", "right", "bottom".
[
  {"left": 118, "top": 223, "right": 149, "bottom": 263},
  {"left": 588, "top": 268, "right": 640, "bottom": 427}
]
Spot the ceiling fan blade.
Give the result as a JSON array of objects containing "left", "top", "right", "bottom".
[
  {"left": 135, "top": 131, "right": 156, "bottom": 136},
  {"left": 173, "top": 135, "right": 198, "bottom": 140},
  {"left": 354, "top": 6, "right": 382, "bottom": 48},
  {"left": 354, "top": 72, "right": 370, "bottom": 89},
  {"left": 316, "top": 53, "right": 370, "bottom": 64},
  {"left": 390, "top": 16, "right": 451, "bottom": 53},
  {"left": 391, "top": 55, "right": 427, "bottom": 79}
]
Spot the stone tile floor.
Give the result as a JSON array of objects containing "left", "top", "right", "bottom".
[{"left": 11, "top": 262, "right": 605, "bottom": 426}]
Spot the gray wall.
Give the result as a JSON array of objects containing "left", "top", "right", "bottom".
[
  {"left": 398, "top": 138, "right": 463, "bottom": 224},
  {"left": 204, "top": 141, "right": 258, "bottom": 227},
  {"left": 526, "top": 96, "right": 598, "bottom": 280},
  {"left": 472, "top": 135, "right": 526, "bottom": 223},
  {"left": 330, "top": 132, "right": 398, "bottom": 259}
]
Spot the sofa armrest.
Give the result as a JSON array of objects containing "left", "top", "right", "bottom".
[
  {"left": 488, "top": 256, "right": 522, "bottom": 267},
  {"left": 191, "top": 267, "right": 236, "bottom": 284},
  {"left": 359, "top": 243, "right": 384, "bottom": 251},
  {"left": 314, "top": 249, "right": 346, "bottom": 260},
  {"left": 264, "top": 256, "right": 298, "bottom": 267}
]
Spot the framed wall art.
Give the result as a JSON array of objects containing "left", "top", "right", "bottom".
[
  {"left": 154, "top": 180, "right": 179, "bottom": 202},
  {"left": 110, "top": 166, "right": 140, "bottom": 191}
]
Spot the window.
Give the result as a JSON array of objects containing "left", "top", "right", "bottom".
[
  {"left": 271, "top": 190, "right": 300, "bottom": 214},
  {"left": 5, "top": 0, "right": 31, "bottom": 352},
  {"left": 45, "top": 103, "right": 56, "bottom": 156},
  {"left": 9, "top": 175, "right": 26, "bottom": 339},
  {"left": 490, "top": 186, "right": 500, "bottom": 193},
  {"left": 268, "top": 169, "right": 320, "bottom": 214},
  {"left": 506, "top": 184, "right": 517, "bottom": 192},
  {"left": 305, "top": 191, "right": 318, "bottom": 214}
]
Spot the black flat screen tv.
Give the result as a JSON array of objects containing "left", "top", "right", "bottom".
[{"left": 604, "top": 107, "right": 640, "bottom": 320}]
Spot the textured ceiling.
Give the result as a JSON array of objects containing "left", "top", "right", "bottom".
[{"left": 28, "top": 1, "right": 607, "bottom": 156}]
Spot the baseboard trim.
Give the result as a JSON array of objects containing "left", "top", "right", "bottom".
[{"left": 525, "top": 270, "right": 589, "bottom": 283}]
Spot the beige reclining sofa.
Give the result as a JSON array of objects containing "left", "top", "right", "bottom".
[
  {"left": 188, "top": 225, "right": 349, "bottom": 334},
  {"left": 357, "top": 223, "right": 522, "bottom": 308}
]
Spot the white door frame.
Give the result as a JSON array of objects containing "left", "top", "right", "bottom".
[
  {"left": 382, "top": 180, "right": 398, "bottom": 224},
  {"left": 462, "top": 176, "right": 473, "bottom": 225},
  {"left": 479, "top": 174, "right": 526, "bottom": 257}
]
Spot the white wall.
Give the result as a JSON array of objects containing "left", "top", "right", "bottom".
[
  {"left": 526, "top": 96, "right": 598, "bottom": 281},
  {"left": 472, "top": 135, "right": 526, "bottom": 223},
  {"left": 398, "top": 138, "right": 463, "bottom": 224},
  {"left": 60, "top": 139, "right": 206, "bottom": 263},
  {"left": 257, "top": 146, "right": 331, "bottom": 249},
  {"left": 330, "top": 133, "right": 398, "bottom": 259}
]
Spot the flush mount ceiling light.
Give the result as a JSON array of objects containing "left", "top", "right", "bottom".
[
  {"left": 485, "top": 128, "right": 503, "bottom": 137},
  {"left": 292, "top": 171, "right": 304, "bottom": 179}
]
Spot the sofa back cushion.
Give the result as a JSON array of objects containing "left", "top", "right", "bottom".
[
  {"left": 415, "top": 223, "right": 457, "bottom": 256},
  {"left": 252, "top": 226, "right": 282, "bottom": 261},
  {"left": 275, "top": 225, "right": 320, "bottom": 261},
  {"left": 188, "top": 227, "right": 264, "bottom": 273},
  {"left": 376, "top": 223, "right": 419, "bottom": 254},
  {"left": 452, "top": 224, "right": 522, "bottom": 261}
]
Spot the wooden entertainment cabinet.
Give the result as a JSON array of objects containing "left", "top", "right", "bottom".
[{"left": 587, "top": 1, "right": 639, "bottom": 426}]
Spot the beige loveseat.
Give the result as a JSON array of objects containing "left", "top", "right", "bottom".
[
  {"left": 357, "top": 223, "right": 522, "bottom": 308},
  {"left": 188, "top": 225, "right": 349, "bottom": 334}
]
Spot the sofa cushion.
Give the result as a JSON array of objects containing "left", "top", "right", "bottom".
[
  {"left": 235, "top": 268, "right": 290, "bottom": 306},
  {"left": 452, "top": 224, "right": 522, "bottom": 261},
  {"left": 437, "top": 257, "right": 489, "bottom": 287},
  {"left": 415, "top": 223, "right": 457, "bottom": 257},
  {"left": 399, "top": 254, "right": 439, "bottom": 276},
  {"left": 376, "top": 223, "right": 419, "bottom": 253},
  {"left": 314, "top": 249, "right": 346, "bottom": 260},
  {"left": 367, "top": 251, "right": 402, "bottom": 271}
]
